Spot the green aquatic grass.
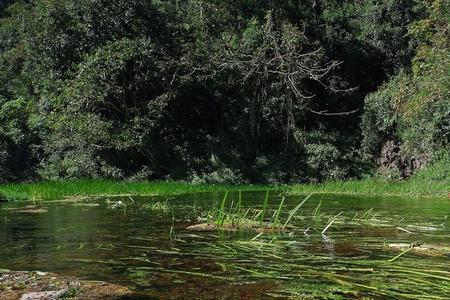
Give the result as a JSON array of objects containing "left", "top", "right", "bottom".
[
  {"left": 282, "top": 193, "right": 312, "bottom": 230},
  {"left": 200, "top": 193, "right": 312, "bottom": 232},
  {"left": 190, "top": 210, "right": 450, "bottom": 300},
  {"left": 142, "top": 200, "right": 171, "bottom": 212},
  {"left": 271, "top": 196, "right": 285, "bottom": 229},
  {"left": 0, "top": 180, "right": 279, "bottom": 201},
  {"left": 259, "top": 191, "right": 269, "bottom": 225},
  {"left": 0, "top": 174, "right": 448, "bottom": 202},
  {"left": 216, "top": 191, "right": 229, "bottom": 227},
  {"left": 293, "top": 158, "right": 450, "bottom": 198},
  {"left": 292, "top": 178, "right": 449, "bottom": 198}
]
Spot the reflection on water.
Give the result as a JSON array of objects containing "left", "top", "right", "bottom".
[{"left": 0, "top": 192, "right": 449, "bottom": 299}]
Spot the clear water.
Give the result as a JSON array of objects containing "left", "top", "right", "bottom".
[{"left": 0, "top": 192, "right": 449, "bottom": 299}]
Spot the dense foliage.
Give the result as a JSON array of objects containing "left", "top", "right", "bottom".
[
  {"left": 362, "top": 0, "right": 450, "bottom": 179},
  {"left": 0, "top": 0, "right": 448, "bottom": 183}
]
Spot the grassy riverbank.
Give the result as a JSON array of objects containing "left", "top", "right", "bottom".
[
  {"left": 293, "top": 158, "right": 449, "bottom": 198},
  {"left": 0, "top": 180, "right": 279, "bottom": 201},
  {"left": 292, "top": 179, "right": 449, "bottom": 198},
  {"left": 1, "top": 158, "right": 449, "bottom": 201},
  {"left": 0, "top": 177, "right": 448, "bottom": 201}
]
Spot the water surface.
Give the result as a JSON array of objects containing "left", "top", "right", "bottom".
[{"left": 0, "top": 192, "right": 449, "bottom": 299}]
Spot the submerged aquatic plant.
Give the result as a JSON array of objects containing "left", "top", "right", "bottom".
[
  {"left": 142, "top": 199, "right": 171, "bottom": 212},
  {"left": 183, "top": 203, "right": 450, "bottom": 299}
]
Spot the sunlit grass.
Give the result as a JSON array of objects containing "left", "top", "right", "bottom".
[
  {"left": 189, "top": 192, "right": 312, "bottom": 232},
  {"left": 292, "top": 157, "right": 450, "bottom": 198},
  {"left": 292, "top": 178, "right": 449, "bottom": 198},
  {"left": 0, "top": 174, "right": 448, "bottom": 202},
  {"left": 0, "top": 180, "right": 280, "bottom": 201}
]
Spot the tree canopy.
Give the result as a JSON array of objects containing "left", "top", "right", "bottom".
[{"left": 0, "top": 0, "right": 448, "bottom": 183}]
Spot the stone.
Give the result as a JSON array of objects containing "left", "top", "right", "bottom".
[{"left": 20, "top": 289, "right": 68, "bottom": 300}]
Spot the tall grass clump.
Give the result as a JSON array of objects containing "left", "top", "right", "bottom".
[{"left": 190, "top": 192, "right": 312, "bottom": 233}]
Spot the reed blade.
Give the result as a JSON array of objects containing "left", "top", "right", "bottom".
[
  {"left": 259, "top": 190, "right": 269, "bottom": 225},
  {"left": 282, "top": 193, "right": 313, "bottom": 230}
]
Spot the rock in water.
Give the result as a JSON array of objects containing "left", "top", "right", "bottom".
[{"left": 20, "top": 289, "right": 68, "bottom": 300}]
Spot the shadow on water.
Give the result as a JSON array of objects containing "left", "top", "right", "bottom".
[{"left": 0, "top": 192, "right": 448, "bottom": 299}]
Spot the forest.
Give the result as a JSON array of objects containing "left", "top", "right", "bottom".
[
  {"left": 1, "top": 0, "right": 449, "bottom": 184},
  {"left": 0, "top": 2, "right": 449, "bottom": 299}
]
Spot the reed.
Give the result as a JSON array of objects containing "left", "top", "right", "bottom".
[
  {"left": 216, "top": 191, "right": 229, "bottom": 227},
  {"left": 1, "top": 175, "right": 448, "bottom": 202},
  {"left": 259, "top": 191, "right": 269, "bottom": 225},
  {"left": 292, "top": 178, "right": 449, "bottom": 198},
  {"left": 191, "top": 191, "right": 316, "bottom": 233},
  {"left": 282, "top": 193, "right": 313, "bottom": 230},
  {"left": 0, "top": 180, "right": 278, "bottom": 201},
  {"left": 271, "top": 196, "right": 285, "bottom": 230}
]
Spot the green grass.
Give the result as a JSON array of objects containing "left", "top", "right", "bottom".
[
  {"left": 292, "top": 157, "right": 450, "bottom": 198},
  {"left": 0, "top": 180, "right": 279, "bottom": 201},
  {"left": 197, "top": 192, "right": 311, "bottom": 232},
  {"left": 1, "top": 162, "right": 449, "bottom": 201},
  {"left": 291, "top": 178, "right": 449, "bottom": 198}
]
